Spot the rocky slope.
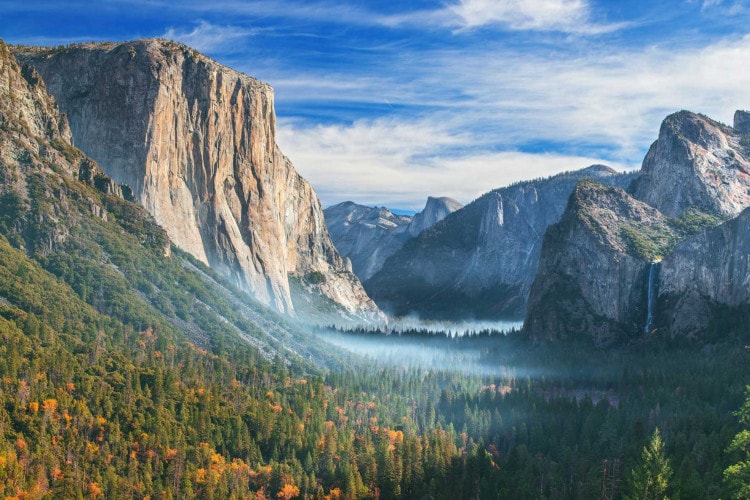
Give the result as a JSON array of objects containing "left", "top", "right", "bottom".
[
  {"left": 524, "top": 181, "right": 678, "bottom": 345},
  {"left": 365, "top": 165, "right": 636, "bottom": 319},
  {"left": 14, "top": 39, "right": 379, "bottom": 321},
  {"left": 631, "top": 110, "right": 750, "bottom": 218},
  {"left": 324, "top": 196, "right": 462, "bottom": 281}
]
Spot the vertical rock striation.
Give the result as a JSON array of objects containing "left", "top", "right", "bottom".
[
  {"left": 15, "top": 39, "right": 380, "bottom": 321},
  {"left": 659, "top": 207, "right": 750, "bottom": 335}
]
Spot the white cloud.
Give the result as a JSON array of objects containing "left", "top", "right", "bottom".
[
  {"left": 450, "top": 0, "right": 594, "bottom": 32},
  {"left": 277, "top": 117, "right": 630, "bottom": 209},
  {"left": 162, "top": 21, "right": 256, "bottom": 53},
  {"left": 381, "top": 0, "right": 628, "bottom": 34}
]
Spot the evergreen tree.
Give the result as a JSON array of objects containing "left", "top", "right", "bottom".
[
  {"left": 625, "top": 428, "right": 672, "bottom": 500},
  {"left": 725, "top": 387, "right": 750, "bottom": 499}
]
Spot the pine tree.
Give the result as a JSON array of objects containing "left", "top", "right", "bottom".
[
  {"left": 724, "top": 388, "right": 750, "bottom": 499},
  {"left": 625, "top": 428, "right": 672, "bottom": 500}
]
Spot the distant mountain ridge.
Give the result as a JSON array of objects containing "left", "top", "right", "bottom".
[
  {"left": 365, "top": 165, "right": 637, "bottom": 319},
  {"left": 324, "top": 196, "right": 463, "bottom": 281}
]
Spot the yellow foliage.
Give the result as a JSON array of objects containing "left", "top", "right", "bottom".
[{"left": 28, "top": 402, "right": 38, "bottom": 413}]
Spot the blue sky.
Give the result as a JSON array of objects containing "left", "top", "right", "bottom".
[{"left": 2, "top": 0, "right": 750, "bottom": 209}]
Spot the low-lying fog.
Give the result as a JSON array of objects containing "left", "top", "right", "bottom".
[{"left": 315, "top": 319, "right": 528, "bottom": 378}]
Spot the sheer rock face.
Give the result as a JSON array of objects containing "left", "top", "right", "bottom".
[
  {"left": 365, "top": 165, "right": 636, "bottom": 320},
  {"left": 659, "top": 207, "right": 750, "bottom": 335},
  {"left": 631, "top": 110, "right": 750, "bottom": 218},
  {"left": 324, "top": 196, "right": 462, "bottom": 281},
  {"left": 524, "top": 181, "right": 675, "bottom": 346},
  {"left": 16, "top": 39, "right": 380, "bottom": 320}
]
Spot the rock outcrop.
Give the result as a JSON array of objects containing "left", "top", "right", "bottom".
[
  {"left": 324, "top": 196, "right": 462, "bottom": 281},
  {"left": 0, "top": 38, "right": 168, "bottom": 255},
  {"left": 524, "top": 181, "right": 677, "bottom": 345},
  {"left": 631, "top": 110, "right": 750, "bottom": 218},
  {"left": 365, "top": 165, "right": 636, "bottom": 319},
  {"left": 15, "top": 39, "right": 380, "bottom": 321},
  {"left": 658, "top": 206, "right": 750, "bottom": 335}
]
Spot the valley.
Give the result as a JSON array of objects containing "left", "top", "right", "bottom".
[{"left": 0, "top": 31, "right": 749, "bottom": 500}]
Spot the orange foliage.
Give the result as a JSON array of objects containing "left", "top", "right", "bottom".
[
  {"left": 195, "top": 468, "right": 208, "bottom": 484},
  {"left": 41, "top": 399, "right": 58, "bottom": 414},
  {"left": 277, "top": 483, "right": 300, "bottom": 500},
  {"left": 28, "top": 402, "right": 38, "bottom": 413},
  {"left": 88, "top": 482, "right": 103, "bottom": 499}
]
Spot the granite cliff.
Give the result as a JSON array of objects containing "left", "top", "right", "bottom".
[
  {"left": 658, "top": 206, "right": 750, "bottom": 336},
  {"left": 524, "top": 181, "right": 678, "bottom": 345},
  {"left": 526, "top": 110, "right": 750, "bottom": 344},
  {"left": 324, "top": 196, "right": 462, "bottom": 281},
  {"left": 15, "top": 39, "right": 380, "bottom": 321},
  {"left": 365, "top": 165, "right": 636, "bottom": 319}
]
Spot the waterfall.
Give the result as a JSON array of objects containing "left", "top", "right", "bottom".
[{"left": 644, "top": 261, "right": 658, "bottom": 333}]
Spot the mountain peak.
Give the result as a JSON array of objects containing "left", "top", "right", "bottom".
[
  {"left": 631, "top": 108, "right": 750, "bottom": 218},
  {"left": 580, "top": 164, "right": 618, "bottom": 176},
  {"left": 408, "top": 196, "right": 463, "bottom": 237}
]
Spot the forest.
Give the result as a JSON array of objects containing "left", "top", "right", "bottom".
[{"left": 0, "top": 133, "right": 749, "bottom": 499}]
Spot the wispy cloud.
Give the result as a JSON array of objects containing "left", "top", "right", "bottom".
[
  {"left": 277, "top": 117, "right": 629, "bottom": 209},
  {"left": 446, "top": 0, "right": 625, "bottom": 34},
  {"left": 380, "top": 0, "right": 629, "bottom": 34},
  {"left": 162, "top": 20, "right": 256, "bottom": 53}
]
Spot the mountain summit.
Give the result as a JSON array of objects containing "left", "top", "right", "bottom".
[
  {"left": 631, "top": 110, "right": 750, "bottom": 218},
  {"left": 15, "top": 39, "right": 380, "bottom": 322}
]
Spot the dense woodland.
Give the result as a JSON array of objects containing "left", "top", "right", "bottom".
[{"left": 2, "top": 116, "right": 750, "bottom": 498}]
